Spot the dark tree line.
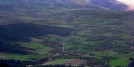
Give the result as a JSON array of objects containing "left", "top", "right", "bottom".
[
  {"left": 31, "top": 65, "right": 84, "bottom": 67},
  {"left": 0, "top": 23, "right": 73, "bottom": 54},
  {"left": 128, "top": 57, "right": 134, "bottom": 67},
  {"left": 0, "top": 58, "right": 48, "bottom": 67},
  {"left": 0, "top": 23, "right": 73, "bottom": 41},
  {"left": 0, "top": 59, "right": 85, "bottom": 67},
  {"left": 0, "top": 40, "right": 28, "bottom": 54},
  {"left": 0, "top": 57, "right": 133, "bottom": 67}
]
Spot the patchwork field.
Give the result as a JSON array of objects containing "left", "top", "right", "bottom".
[{"left": 0, "top": 10, "right": 134, "bottom": 66}]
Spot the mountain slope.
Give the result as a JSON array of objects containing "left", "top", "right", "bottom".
[
  {"left": 0, "top": 0, "right": 129, "bottom": 11},
  {"left": 21, "top": 0, "right": 129, "bottom": 10}
]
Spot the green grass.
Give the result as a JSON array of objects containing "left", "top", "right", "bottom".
[
  {"left": 0, "top": 53, "right": 47, "bottom": 60},
  {"left": 44, "top": 59, "right": 70, "bottom": 65},
  {"left": 109, "top": 54, "right": 129, "bottom": 67},
  {"left": 22, "top": 42, "right": 52, "bottom": 54},
  {"left": 44, "top": 59, "right": 86, "bottom": 66},
  {"left": 109, "top": 51, "right": 134, "bottom": 67},
  {"left": 0, "top": 42, "right": 53, "bottom": 60},
  {"left": 95, "top": 50, "right": 118, "bottom": 57},
  {"left": 65, "top": 43, "right": 74, "bottom": 49}
]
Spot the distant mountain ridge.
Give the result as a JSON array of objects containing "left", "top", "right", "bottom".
[
  {"left": 20, "top": 0, "right": 128, "bottom": 10},
  {"left": 0, "top": 0, "right": 129, "bottom": 11}
]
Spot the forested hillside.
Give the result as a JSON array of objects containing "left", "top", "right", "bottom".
[
  {"left": 0, "top": 23, "right": 73, "bottom": 54},
  {"left": 0, "top": 0, "right": 134, "bottom": 67}
]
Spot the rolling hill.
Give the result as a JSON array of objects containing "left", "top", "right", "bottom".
[
  {"left": 0, "top": 10, "right": 134, "bottom": 66},
  {"left": 0, "top": 0, "right": 134, "bottom": 67}
]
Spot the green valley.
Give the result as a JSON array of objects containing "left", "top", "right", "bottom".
[{"left": 0, "top": 10, "right": 134, "bottom": 67}]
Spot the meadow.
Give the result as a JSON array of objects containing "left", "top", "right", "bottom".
[{"left": 0, "top": 10, "right": 134, "bottom": 66}]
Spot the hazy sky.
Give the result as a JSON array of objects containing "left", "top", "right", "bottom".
[{"left": 117, "top": 0, "right": 134, "bottom": 10}]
